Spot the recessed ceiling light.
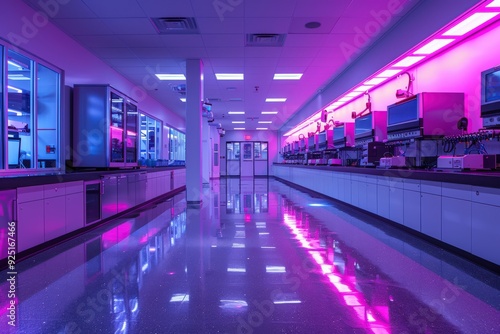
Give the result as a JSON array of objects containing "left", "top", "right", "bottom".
[
  {"left": 305, "top": 21, "right": 321, "bottom": 29},
  {"left": 258, "top": 121, "right": 272, "bottom": 124},
  {"left": 234, "top": 128, "right": 245, "bottom": 130},
  {"left": 413, "top": 38, "right": 455, "bottom": 55},
  {"left": 256, "top": 128, "right": 268, "bottom": 130},
  {"left": 155, "top": 74, "right": 186, "bottom": 80},
  {"left": 266, "top": 98, "right": 287, "bottom": 102},
  {"left": 273, "top": 73, "right": 303, "bottom": 80},
  {"left": 377, "top": 69, "right": 403, "bottom": 78},
  {"left": 393, "top": 56, "right": 425, "bottom": 67},
  {"left": 352, "top": 85, "right": 372, "bottom": 92},
  {"left": 487, "top": 0, "right": 500, "bottom": 7},
  {"left": 215, "top": 73, "right": 244, "bottom": 80},
  {"left": 180, "top": 98, "right": 186, "bottom": 102},
  {"left": 261, "top": 111, "right": 278, "bottom": 114},
  {"left": 228, "top": 111, "right": 245, "bottom": 115},
  {"left": 443, "top": 12, "right": 500, "bottom": 36},
  {"left": 364, "top": 77, "right": 387, "bottom": 85},
  {"left": 232, "top": 121, "right": 245, "bottom": 124}
]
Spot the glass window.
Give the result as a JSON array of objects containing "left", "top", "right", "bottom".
[
  {"left": 139, "top": 112, "right": 162, "bottom": 162},
  {"left": 7, "top": 50, "right": 33, "bottom": 169},
  {"left": 36, "top": 64, "right": 60, "bottom": 168},
  {"left": 168, "top": 127, "right": 185, "bottom": 163},
  {"left": 254, "top": 142, "right": 261, "bottom": 159},
  {"left": 261, "top": 142, "right": 268, "bottom": 160},
  {"left": 110, "top": 92, "right": 124, "bottom": 163},
  {"left": 125, "top": 102, "right": 138, "bottom": 163},
  {"left": 226, "top": 142, "right": 240, "bottom": 160}
]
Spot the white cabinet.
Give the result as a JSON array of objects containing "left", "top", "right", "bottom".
[
  {"left": 420, "top": 193, "right": 442, "bottom": 240},
  {"left": 66, "top": 192, "right": 84, "bottom": 233},
  {"left": 471, "top": 203, "right": 500, "bottom": 265},
  {"left": 377, "top": 184, "right": 390, "bottom": 219},
  {"left": 442, "top": 197, "right": 472, "bottom": 252},
  {"left": 403, "top": 178, "right": 421, "bottom": 232},
  {"left": 17, "top": 200, "right": 44, "bottom": 252},
  {"left": 389, "top": 187, "right": 404, "bottom": 224},
  {"left": 44, "top": 195, "right": 66, "bottom": 241}
]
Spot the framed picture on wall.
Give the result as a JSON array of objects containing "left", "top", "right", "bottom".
[{"left": 243, "top": 142, "right": 252, "bottom": 160}]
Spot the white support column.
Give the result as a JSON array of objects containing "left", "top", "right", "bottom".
[{"left": 186, "top": 59, "right": 203, "bottom": 203}]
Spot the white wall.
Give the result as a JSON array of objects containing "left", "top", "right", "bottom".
[{"left": 1, "top": 0, "right": 184, "bottom": 131}]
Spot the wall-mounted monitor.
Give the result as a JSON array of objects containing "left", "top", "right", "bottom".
[
  {"left": 481, "top": 65, "right": 500, "bottom": 117},
  {"left": 355, "top": 113, "right": 373, "bottom": 139},
  {"left": 387, "top": 96, "right": 419, "bottom": 131}
]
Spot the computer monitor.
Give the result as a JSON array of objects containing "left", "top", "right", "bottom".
[{"left": 8, "top": 138, "right": 21, "bottom": 168}]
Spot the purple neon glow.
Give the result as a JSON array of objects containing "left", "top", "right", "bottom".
[
  {"left": 282, "top": 208, "right": 391, "bottom": 333},
  {"left": 413, "top": 38, "right": 455, "bottom": 55},
  {"left": 392, "top": 56, "right": 425, "bottom": 68},
  {"left": 443, "top": 12, "right": 500, "bottom": 36}
]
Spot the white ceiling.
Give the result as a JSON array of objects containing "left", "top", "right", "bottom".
[{"left": 22, "top": 0, "right": 421, "bottom": 131}]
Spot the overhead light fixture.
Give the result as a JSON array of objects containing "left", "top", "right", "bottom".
[
  {"left": 273, "top": 73, "right": 303, "bottom": 80},
  {"left": 377, "top": 69, "right": 403, "bottom": 78},
  {"left": 7, "top": 85, "right": 22, "bottom": 93},
  {"left": 258, "top": 121, "right": 272, "bottom": 124},
  {"left": 8, "top": 109, "right": 23, "bottom": 116},
  {"left": 487, "top": 0, "right": 500, "bottom": 7},
  {"left": 155, "top": 74, "right": 186, "bottom": 80},
  {"left": 393, "top": 56, "right": 425, "bottom": 67},
  {"left": 228, "top": 111, "right": 245, "bottom": 115},
  {"left": 215, "top": 73, "right": 244, "bottom": 80},
  {"left": 443, "top": 12, "right": 500, "bottom": 36},
  {"left": 337, "top": 97, "right": 351, "bottom": 103},
  {"left": 180, "top": 98, "right": 186, "bottom": 102},
  {"left": 266, "top": 98, "right": 287, "bottom": 102},
  {"left": 256, "top": 127, "right": 268, "bottom": 130},
  {"left": 364, "top": 77, "right": 387, "bottom": 85},
  {"left": 232, "top": 121, "right": 245, "bottom": 124},
  {"left": 8, "top": 74, "right": 29, "bottom": 81},
  {"left": 261, "top": 111, "right": 278, "bottom": 114},
  {"left": 234, "top": 128, "right": 245, "bottom": 130},
  {"left": 413, "top": 38, "right": 455, "bottom": 55},
  {"left": 352, "top": 85, "right": 372, "bottom": 92},
  {"left": 7, "top": 60, "right": 23, "bottom": 70}
]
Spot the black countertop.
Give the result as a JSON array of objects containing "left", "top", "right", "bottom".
[
  {"left": 0, "top": 166, "right": 185, "bottom": 191},
  {"left": 273, "top": 163, "right": 500, "bottom": 188}
]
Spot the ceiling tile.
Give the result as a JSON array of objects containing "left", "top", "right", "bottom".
[
  {"left": 160, "top": 35, "right": 205, "bottom": 48},
  {"left": 138, "top": 0, "right": 195, "bottom": 17},
  {"left": 209, "top": 58, "right": 245, "bottom": 67},
  {"left": 201, "top": 34, "right": 244, "bottom": 47},
  {"left": 90, "top": 47, "right": 137, "bottom": 59},
  {"left": 105, "top": 58, "right": 145, "bottom": 67},
  {"left": 75, "top": 35, "right": 128, "bottom": 48},
  {"left": 167, "top": 47, "right": 209, "bottom": 58},
  {"left": 280, "top": 47, "right": 319, "bottom": 58},
  {"left": 276, "top": 57, "right": 313, "bottom": 67},
  {"left": 191, "top": 0, "right": 245, "bottom": 18},
  {"left": 284, "top": 34, "right": 329, "bottom": 47},
  {"left": 244, "top": 18, "right": 292, "bottom": 33},
  {"left": 140, "top": 58, "right": 184, "bottom": 67},
  {"left": 206, "top": 47, "right": 245, "bottom": 58},
  {"left": 132, "top": 47, "right": 172, "bottom": 58},
  {"left": 293, "top": 0, "right": 351, "bottom": 17},
  {"left": 197, "top": 18, "right": 244, "bottom": 34},
  {"left": 288, "top": 17, "right": 338, "bottom": 34},
  {"left": 105, "top": 18, "right": 158, "bottom": 35},
  {"left": 31, "top": 0, "right": 98, "bottom": 18},
  {"left": 82, "top": 0, "right": 146, "bottom": 18},
  {"left": 52, "top": 18, "right": 114, "bottom": 35},
  {"left": 342, "top": 0, "right": 415, "bottom": 18},
  {"left": 245, "top": 57, "right": 279, "bottom": 67},
  {"left": 119, "top": 35, "right": 165, "bottom": 48},
  {"left": 244, "top": 47, "right": 283, "bottom": 58},
  {"left": 245, "top": 0, "right": 297, "bottom": 18}
]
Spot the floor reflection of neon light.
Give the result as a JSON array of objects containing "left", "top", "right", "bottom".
[{"left": 282, "top": 206, "right": 391, "bottom": 334}]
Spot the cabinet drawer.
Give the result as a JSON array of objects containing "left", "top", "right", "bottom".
[
  {"left": 17, "top": 185, "right": 45, "bottom": 204},
  {"left": 65, "top": 181, "right": 84, "bottom": 194},
  {"left": 44, "top": 183, "right": 66, "bottom": 198}
]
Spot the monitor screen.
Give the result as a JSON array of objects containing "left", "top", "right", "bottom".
[
  {"left": 318, "top": 132, "right": 326, "bottom": 144},
  {"left": 333, "top": 126, "right": 344, "bottom": 141},
  {"left": 388, "top": 97, "right": 419, "bottom": 126},
  {"left": 485, "top": 69, "right": 500, "bottom": 103},
  {"left": 355, "top": 114, "right": 372, "bottom": 136},
  {"left": 8, "top": 138, "right": 21, "bottom": 167}
]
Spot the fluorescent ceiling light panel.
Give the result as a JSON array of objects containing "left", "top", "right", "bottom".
[
  {"left": 443, "top": 12, "right": 500, "bottom": 36},
  {"left": 8, "top": 74, "right": 29, "bottom": 81},
  {"left": 215, "top": 73, "right": 244, "bottom": 80},
  {"left": 344, "top": 92, "right": 363, "bottom": 98},
  {"left": 7, "top": 60, "right": 23, "bottom": 70},
  {"left": 352, "top": 85, "right": 372, "bottom": 92},
  {"left": 337, "top": 97, "right": 351, "bottom": 102},
  {"left": 393, "top": 56, "right": 425, "bottom": 67},
  {"left": 487, "top": 0, "right": 500, "bottom": 7},
  {"left": 258, "top": 121, "right": 272, "bottom": 124},
  {"left": 261, "top": 111, "right": 278, "bottom": 114},
  {"left": 8, "top": 109, "right": 23, "bottom": 116},
  {"left": 266, "top": 98, "right": 287, "bottom": 102},
  {"left": 234, "top": 128, "right": 245, "bottom": 130},
  {"left": 7, "top": 85, "right": 22, "bottom": 93},
  {"left": 413, "top": 38, "right": 455, "bottom": 55},
  {"left": 232, "top": 121, "right": 245, "bottom": 124},
  {"left": 364, "top": 77, "right": 387, "bottom": 85},
  {"left": 273, "top": 73, "right": 303, "bottom": 80},
  {"left": 180, "top": 98, "right": 186, "bottom": 102},
  {"left": 155, "top": 74, "right": 186, "bottom": 80},
  {"left": 228, "top": 111, "right": 245, "bottom": 115},
  {"left": 256, "top": 128, "right": 268, "bottom": 130},
  {"left": 377, "top": 69, "right": 403, "bottom": 78}
]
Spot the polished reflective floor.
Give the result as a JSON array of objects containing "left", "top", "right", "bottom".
[{"left": 1, "top": 178, "right": 499, "bottom": 334}]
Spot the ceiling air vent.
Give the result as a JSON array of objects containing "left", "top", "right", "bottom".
[
  {"left": 246, "top": 34, "right": 286, "bottom": 47},
  {"left": 151, "top": 17, "right": 199, "bottom": 34}
]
